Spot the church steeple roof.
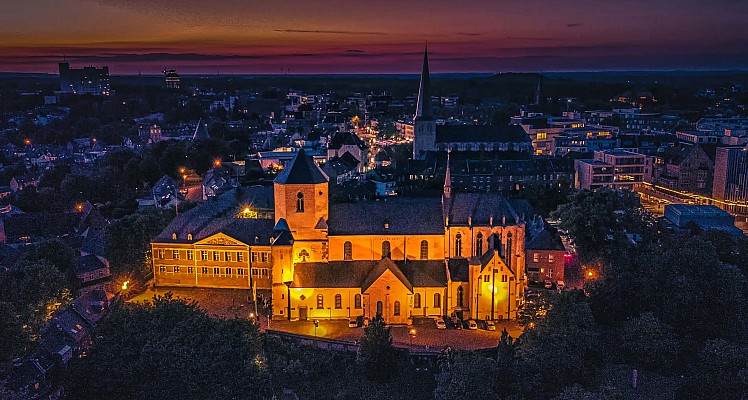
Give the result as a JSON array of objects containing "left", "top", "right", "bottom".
[
  {"left": 274, "top": 149, "right": 329, "bottom": 184},
  {"left": 443, "top": 150, "right": 452, "bottom": 199},
  {"left": 414, "top": 45, "right": 433, "bottom": 121},
  {"left": 192, "top": 119, "right": 210, "bottom": 141}
]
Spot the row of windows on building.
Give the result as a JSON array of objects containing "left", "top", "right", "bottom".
[
  {"left": 157, "top": 265, "right": 270, "bottom": 277},
  {"left": 309, "top": 292, "right": 449, "bottom": 316},
  {"left": 345, "top": 233, "right": 497, "bottom": 261},
  {"left": 532, "top": 253, "right": 556, "bottom": 263},
  {"left": 155, "top": 249, "right": 270, "bottom": 263}
]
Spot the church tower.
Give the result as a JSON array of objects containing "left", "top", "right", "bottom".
[
  {"left": 413, "top": 46, "right": 437, "bottom": 160},
  {"left": 273, "top": 149, "right": 329, "bottom": 242}
]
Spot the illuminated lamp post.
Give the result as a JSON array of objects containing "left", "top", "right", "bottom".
[{"left": 409, "top": 328, "right": 416, "bottom": 348}]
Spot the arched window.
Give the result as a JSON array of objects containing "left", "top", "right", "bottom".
[
  {"left": 381, "top": 241, "right": 391, "bottom": 259},
  {"left": 476, "top": 233, "right": 483, "bottom": 256},
  {"left": 455, "top": 234, "right": 462, "bottom": 257},
  {"left": 434, "top": 293, "right": 441, "bottom": 308},
  {"left": 506, "top": 232, "right": 513, "bottom": 269},
  {"left": 457, "top": 286, "right": 464, "bottom": 307},
  {"left": 354, "top": 294, "right": 362, "bottom": 309},
  {"left": 420, "top": 240, "right": 428, "bottom": 260},
  {"left": 376, "top": 301, "right": 383, "bottom": 316},
  {"left": 171, "top": 233, "right": 177, "bottom": 239},
  {"left": 296, "top": 192, "right": 304, "bottom": 212},
  {"left": 344, "top": 241, "right": 352, "bottom": 260},
  {"left": 187, "top": 233, "right": 193, "bottom": 241},
  {"left": 393, "top": 301, "right": 401, "bottom": 316},
  {"left": 414, "top": 293, "right": 421, "bottom": 308},
  {"left": 316, "top": 294, "right": 324, "bottom": 309},
  {"left": 335, "top": 294, "right": 342, "bottom": 309}
]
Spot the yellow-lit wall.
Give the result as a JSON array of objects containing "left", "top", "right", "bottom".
[
  {"left": 274, "top": 182, "right": 329, "bottom": 241},
  {"left": 327, "top": 234, "right": 444, "bottom": 261}
]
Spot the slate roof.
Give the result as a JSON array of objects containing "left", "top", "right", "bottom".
[
  {"left": 435, "top": 124, "right": 531, "bottom": 144},
  {"left": 274, "top": 149, "right": 329, "bottom": 184},
  {"left": 328, "top": 197, "right": 444, "bottom": 235},
  {"left": 291, "top": 259, "right": 446, "bottom": 290},
  {"left": 443, "top": 193, "right": 519, "bottom": 226},
  {"left": 155, "top": 186, "right": 275, "bottom": 245},
  {"left": 0, "top": 212, "right": 80, "bottom": 243},
  {"left": 526, "top": 227, "right": 565, "bottom": 251},
  {"left": 396, "top": 260, "right": 447, "bottom": 287},
  {"left": 328, "top": 132, "right": 367, "bottom": 150},
  {"left": 74, "top": 254, "right": 107, "bottom": 274},
  {"left": 448, "top": 258, "right": 469, "bottom": 282},
  {"left": 192, "top": 120, "right": 211, "bottom": 141}
]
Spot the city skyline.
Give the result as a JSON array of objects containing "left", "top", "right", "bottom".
[{"left": 2, "top": 0, "right": 748, "bottom": 74}]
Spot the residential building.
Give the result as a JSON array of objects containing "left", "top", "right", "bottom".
[
  {"left": 664, "top": 204, "right": 743, "bottom": 236},
  {"left": 59, "top": 63, "right": 110, "bottom": 96},
  {"left": 575, "top": 150, "right": 646, "bottom": 190},
  {"left": 525, "top": 217, "right": 566, "bottom": 284},
  {"left": 164, "top": 69, "right": 180, "bottom": 89},
  {"left": 713, "top": 146, "right": 748, "bottom": 204},
  {"left": 649, "top": 144, "right": 714, "bottom": 195}
]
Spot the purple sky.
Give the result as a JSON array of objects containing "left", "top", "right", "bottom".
[{"left": 2, "top": 0, "right": 748, "bottom": 74}]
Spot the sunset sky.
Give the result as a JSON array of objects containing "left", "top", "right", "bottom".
[{"left": 2, "top": 0, "right": 748, "bottom": 74}]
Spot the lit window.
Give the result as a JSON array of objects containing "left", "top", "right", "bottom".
[
  {"left": 225, "top": 252, "right": 232, "bottom": 262},
  {"left": 354, "top": 294, "right": 362, "bottom": 309},
  {"left": 174, "top": 266, "right": 180, "bottom": 273},
  {"left": 187, "top": 267, "right": 194, "bottom": 274},
  {"left": 548, "top": 254, "right": 555, "bottom": 263},
  {"left": 201, "top": 251, "right": 208, "bottom": 261},
  {"left": 237, "top": 252, "right": 244, "bottom": 262},
  {"left": 158, "top": 249, "right": 164, "bottom": 259},
  {"left": 533, "top": 253, "right": 539, "bottom": 263},
  {"left": 317, "top": 294, "right": 324, "bottom": 309},
  {"left": 159, "top": 266, "right": 166, "bottom": 272},
  {"left": 202, "top": 267, "right": 208, "bottom": 274},
  {"left": 187, "top": 250, "right": 194, "bottom": 260},
  {"left": 213, "top": 251, "right": 220, "bottom": 261},
  {"left": 335, "top": 294, "right": 342, "bottom": 309},
  {"left": 172, "top": 250, "right": 179, "bottom": 260},
  {"left": 414, "top": 293, "right": 421, "bottom": 308},
  {"left": 394, "top": 301, "right": 401, "bottom": 316},
  {"left": 261, "top": 252, "right": 269, "bottom": 263},
  {"left": 420, "top": 240, "right": 428, "bottom": 260}
]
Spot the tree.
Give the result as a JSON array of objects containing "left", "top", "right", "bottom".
[
  {"left": 65, "top": 293, "right": 270, "bottom": 400},
  {"left": 357, "top": 315, "right": 397, "bottom": 381},
  {"left": 104, "top": 209, "right": 172, "bottom": 279},
  {"left": 515, "top": 292, "right": 601, "bottom": 399},
  {"left": 551, "top": 188, "right": 651, "bottom": 262},
  {"left": 678, "top": 339, "right": 748, "bottom": 400},
  {"left": 434, "top": 352, "right": 501, "bottom": 400},
  {"left": 617, "top": 312, "right": 680, "bottom": 371}
]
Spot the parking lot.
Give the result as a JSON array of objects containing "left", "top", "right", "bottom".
[{"left": 129, "top": 285, "right": 530, "bottom": 351}]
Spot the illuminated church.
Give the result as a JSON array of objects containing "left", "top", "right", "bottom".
[{"left": 151, "top": 149, "right": 527, "bottom": 323}]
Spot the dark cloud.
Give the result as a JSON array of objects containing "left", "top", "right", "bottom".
[
  {"left": 272, "top": 29, "right": 386, "bottom": 35},
  {"left": 567, "top": 23, "right": 582, "bottom": 28}
]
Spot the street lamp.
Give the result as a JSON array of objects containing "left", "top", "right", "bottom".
[
  {"left": 409, "top": 328, "right": 416, "bottom": 348},
  {"left": 313, "top": 319, "right": 319, "bottom": 337}
]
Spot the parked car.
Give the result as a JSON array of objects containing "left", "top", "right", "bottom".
[
  {"left": 485, "top": 320, "right": 496, "bottom": 331},
  {"left": 348, "top": 319, "right": 359, "bottom": 328},
  {"left": 435, "top": 318, "right": 446, "bottom": 330},
  {"left": 465, "top": 319, "right": 478, "bottom": 330},
  {"left": 544, "top": 281, "right": 553, "bottom": 289}
]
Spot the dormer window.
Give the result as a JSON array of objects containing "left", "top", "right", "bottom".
[
  {"left": 187, "top": 234, "right": 193, "bottom": 241},
  {"left": 296, "top": 192, "right": 305, "bottom": 212},
  {"left": 172, "top": 233, "right": 177, "bottom": 240}
]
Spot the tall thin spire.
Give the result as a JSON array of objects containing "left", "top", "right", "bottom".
[
  {"left": 444, "top": 150, "right": 452, "bottom": 199},
  {"left": 534, "top": 77, "right": 542, "bottom": 105},
  {"left": 415, "top": 45, "right": 433, "bottom": 120}
]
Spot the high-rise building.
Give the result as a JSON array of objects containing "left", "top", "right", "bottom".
[
  {"left": 164, "top": 69, "right": 180, "bottom": 89},
  {"left": 713, "top": 146, "right": 748, "bottom": 203},
  {"left": 58, "top": 63, "right": 110, "bottom": 96}
]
